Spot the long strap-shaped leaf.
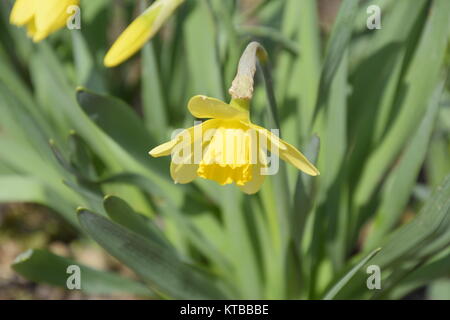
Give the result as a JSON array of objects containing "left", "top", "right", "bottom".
[
  {"left": 13, "top": 249, "right": 152, "bottom": 297},
  {"left": 311, "top": 0, "right": 359, "bottom": 122},
  {"left": 323, "top": 248, "right": 381, "bottom": 300},
  {"left": 77, "top": 208, "right": 228, "bottom": 299},
  {"left": 328, "top": 174, "right": 450, "bottom": 299}
]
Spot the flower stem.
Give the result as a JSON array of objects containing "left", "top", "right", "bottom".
[{"left": 231, "top": 42, "right": 292, "bottom": 297}]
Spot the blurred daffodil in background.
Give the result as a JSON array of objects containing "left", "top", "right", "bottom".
[
  {"left": 150, "top": 95, "right": 319, "bottom": 194},
  {"left": 104, "top": 0, "right": 185, "bottom": 67},
  {"left": 9, "top": 0, "right": 79, "bottom": 42}
]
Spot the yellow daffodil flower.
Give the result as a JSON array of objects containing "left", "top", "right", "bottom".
[
  {"left": 9, "top": 0, "right": 79, "bottom": 42},
  {"left": 104, "top": 0, "right": 184, "bottom": 67},
  {"left": 149, "top": 96, "right": 319, "bottom": 194}
]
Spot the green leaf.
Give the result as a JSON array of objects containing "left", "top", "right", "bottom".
[
  {"left": 276, "top": 0, "right": 303, "bottom": 95},
  {"left": 336, "top": 174, "right": 450, "bottom": 299},
  {"left": 428, "top": 279, "right": 450, "bottom": 300},
  {"left": 76, "top": 87, "right": 155, "bottom": 166},
  {"left": 287, "top": 0, "right": 321, "bottom": 139},
  {"left": 0, "top": 175, "right": 45, "bottom": 203},
  {"left": 349, "top": 0, "right": 428, "bottom": 146},
  {"left": 366, "top": 82, "right": 444, "bottom": 248},
  {"left": 75, "top": 87, "right": 182, "bottom": 210},
  {"left": 49, "top": 137, "right": 106, "bottom": 215},
  {"left": 371, "top": 176, "right": 450, "bottom": 268},
  {"left": 98, "top": 172, "right": 232, "bottom": 273},
  {"left": 237, "top": 26, "right": 298, "bottom": 55},
  {"left": 0, "top": 45, "right": 45, "bottom": 128},
  {"left": 323, "top": 248, "right": 381, "bottom": 300},
  {"left": 103, "top": 195, "right": 173, "bottom": 250},
  {"left": 320, "top": 52, "right": 348, "bottom": 189},
  {"left": 184, "top": 0, "right": 224, "bottom": 99},
  {"left": 30, "top": 45, "right": 72, "bottom": 136},
  {"left": 258, "top": 46, "right": 291, "bottom": 253},
  {"left": 309, "top": 51, "right": 349, "bottom": 291},
  {"left": 0, "top": 175, "right": 78, "bottom": 227},
  {"left": 28, "top": 44, "right": 114, "bottom": 169},
  {"left": 221, "top": 187, "right": 263, "bottom": 299},
  {"left": 0, "top": 82, "right": 55, "bottom": 162},
  {"left": 345, "top": 0, "right": 429, "bottom": 248},
  {"left": 13, "top": 249, "right": 152, "bottom": 297},
  {"left": 354, "top": 0, "right": 450, "bottom": 208},
  {"left": 312, "top": 0, "right": 358, "bottom": 121},
  {"left": 386, "top": 249, "right": 450, "bottom": 299},
  {"left": 68, "top": 131, "right": 99, "bottom": 182},
  {"left": 72, "top": 30, "right": 93, "bottom": 87},
  {"left": 77, "top": 208, "right": 228, "bottom": 299},
  {"left": 142, "top": 42, "right": 168, "bottom": 139},
  {"left": 291, "top": 135, "right": 321, "bottom": 296},
  {"left": 292, "top": 134, "right": 320, "bottom": 248},
  {"left": 71, "top": 30, "right": 106, "bottom": 92}
]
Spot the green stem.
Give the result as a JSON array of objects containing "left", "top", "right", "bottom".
[
  {"left": 237, "top": 26, "right": 299, "bottom": 56},
  {"left": 230, "top": 42, "right": 292, "bottom": 297},
  {"left": 260, "top": 63, "right": 291, "bottom": 240},
  {"left": 230, "top": 41, "right": 291, "bottom": 237}
]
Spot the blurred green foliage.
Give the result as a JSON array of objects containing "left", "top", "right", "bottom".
[{"left": 0, "top": 0, "right": 449, "bottom": 299}]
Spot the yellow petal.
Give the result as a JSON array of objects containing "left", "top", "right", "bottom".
[
  {"left": 197, "top": 164, "right": 252, "bottom": 186},
  {"left": 249, "top": 123, "right": 287, "bottom": 151},
  {"left": 104, "top": 0, "right": 184, "bottom": 67},
  {"left": 34, "top": 0, "right": 79, "bottom": 41},
  {"left": 281, "top": 142, "right": 319, "bottom": 175},
  {"left": 188, "top": 95, "right": 249, "bottom": 120},
  {"left": 10, "top": 0, "right": 35, "bottom": 26},
  {"left": 239, "top": 164, "right": 266, "bottom": 194},
  {"left": 252, "top": 125, "right": 320, "bottom": 176},
  {"left": 197, "top": 123, "right": 254, "bottom": 186},
  {"left": 25, "top": 19, "right": 37, "bottom": 38},
  {"left": 171, "top": 162, "right": 198, "bottom": 184},
  {"left": 149, "top": 138, "right": 179, "bottom": 157},
  {"left": 169, "top": 129, "right": 200, "bottom": 184},
  {"left": 149, "top": 119, "right": 220, "bottom": 157}
]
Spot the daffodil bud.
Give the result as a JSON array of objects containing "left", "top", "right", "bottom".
[{"left": 104, "top": 0, "right": 184, "bottom": 67}]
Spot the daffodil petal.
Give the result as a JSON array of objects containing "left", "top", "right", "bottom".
[
  {"left": 25, "top": 19, "right": 37, "bottom": 38},
  {"left": 279, "top": 140, "right": 319, "bottom": 176},
  {"left": 170, "top": 133, "right": 200, "bottom": 184},
  {"left": 253, "top": 125, "right": 319, "bottom": 176},
  {"left": 149, "top": 138, "right": 179, "bottom": 157},
  {"left": 239, "top": 165, "right": 266, "bottom": 194},
  {"left": 104, "top": 0, "right": 183, "bottom": 67},
  {"left": 104, "top": 4, "right": 162, "bottom": 67},
  {"left": 149, "top": 119, "right": 221, "bottom": 157},
  {"left": 188, "top": 95, "right": 248, "bottom": 120},
  {"left": 34, "top": 0, "right": 79, "bottom": 41},
  {"left": 249, "top": 123, "right": 287, "bottom": 151},
  {"left": 10, "top": 0, "right": 35, "bottom": 26},
  {"left": 171, "top": 162, "right": 198, "bottom": 184}
]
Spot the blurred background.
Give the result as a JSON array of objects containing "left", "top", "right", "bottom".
[{"left": 0, "top": 0, "right": 449, "bottom": 300}]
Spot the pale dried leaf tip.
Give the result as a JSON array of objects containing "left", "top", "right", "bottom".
[
  {"left": 229, "top": 42, "right": 267, "bottom": 100},
  {"left": 229, "top": 75, "right": 254, "bottom": 100}
]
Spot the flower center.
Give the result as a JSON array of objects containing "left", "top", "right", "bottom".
[{"left": 197, "top": 125, "right": 256, "bottom": 186}]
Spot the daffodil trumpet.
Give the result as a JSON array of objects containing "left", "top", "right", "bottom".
[
  {"left": 9, "top": 0, "right": 79, "bottom": 42},
  {"left": 104, "top": 0, "right": 185, "bottom": 67},
  {"left": 149, "top": 42, "right": 319, "bottom": 194}
]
